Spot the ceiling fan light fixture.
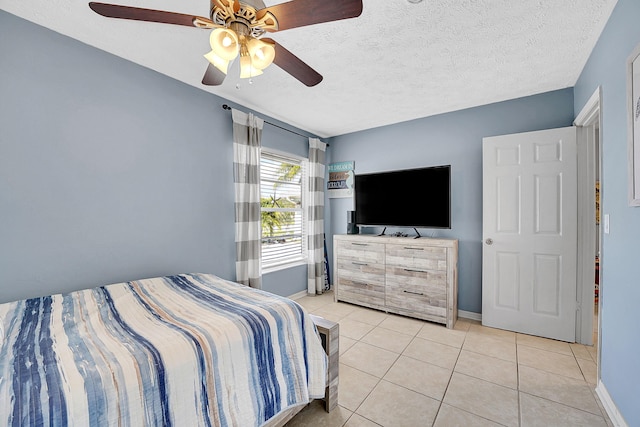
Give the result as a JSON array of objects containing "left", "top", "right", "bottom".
[
  {"left": 87, "top": 0, "right": 365, "bottom": 86},
  {"left": 209, "top": 28, "right": 239, "bottom": 61},
  {"left": 247, "top": 38, "right": 275, "bottom": 70},
  {"left": 204, "top": 50, "right": 230, "bottom": 74}
]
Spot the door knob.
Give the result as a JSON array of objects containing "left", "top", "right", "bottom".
[{"left": 485, "top": 238, "right": 493, "bottom": 245}]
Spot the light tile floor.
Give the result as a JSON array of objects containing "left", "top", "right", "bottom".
[{"left": 286, "top": 291, "right": 610, "bottom": 427}]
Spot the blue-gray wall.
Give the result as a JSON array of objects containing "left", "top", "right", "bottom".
[
  {"left": 0, "top": 10, "right": 309, "bottom": 302},
  {"left": 327, "top": 90, "right": 575, "bottom": 314},
  {"left": 574, "top": 0, "right": 640, "bottom": 424}
]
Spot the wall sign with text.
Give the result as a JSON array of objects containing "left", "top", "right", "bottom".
[{"left": 327, "top": 161, "right": 355, "bottom": 198}]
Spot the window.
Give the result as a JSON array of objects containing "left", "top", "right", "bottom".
[{"left": 260, "top": 150, "right": 307, "bottom": 271}]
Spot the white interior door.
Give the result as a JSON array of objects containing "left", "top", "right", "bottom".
[{"left": 482, "top": 127, "right": 577, "bottom": 342}]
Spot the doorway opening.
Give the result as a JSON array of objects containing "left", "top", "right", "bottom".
[{"left": 574, "top": 87, "right": 602, "bottom": 361}]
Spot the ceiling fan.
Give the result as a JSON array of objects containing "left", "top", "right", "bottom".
[{"left": 88, "top": 0, "right": 363, "bottom": 87}]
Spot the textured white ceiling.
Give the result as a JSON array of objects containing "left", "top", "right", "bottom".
[{"left": 1, "top": 0, "right": 617, "bottom": 137}]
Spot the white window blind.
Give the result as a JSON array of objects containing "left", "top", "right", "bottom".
[{"left": 260, "top": 150, "right": 307, "bottom": 270}]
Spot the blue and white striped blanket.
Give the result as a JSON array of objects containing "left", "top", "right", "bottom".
[{"left": 0, "top": 273, "right": 327, "bottom": 426}]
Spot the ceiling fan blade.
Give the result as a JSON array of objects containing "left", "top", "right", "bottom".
[
  {"left": 257, "top": 0, "right": 363, "bottom": 32},
  {"left": 202, "top": 64, "right": 227, "bottom": 86},
  {"left": 88, "top": 2, "right": 216, "bottom": 28},
  {"left": 263, "top": 38, "right": 322, "bottom": 87}
]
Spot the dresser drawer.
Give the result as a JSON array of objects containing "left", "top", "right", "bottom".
[
  {"left": 386, "top": 244, "right": 447, "bottom": 270},
  {"left": 336, "top": 240, "right": 385, "bottom": 264},
  {"left": 385, "top": 267, "right": 447, "bottom": 318},
  {"left": 336, "top": 258, "right": 385, "bottom": 306}
]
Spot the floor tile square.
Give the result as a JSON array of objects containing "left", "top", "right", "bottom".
[
  {"left": 577, "top": 357, "right": 598, "bottom": 385},
  {"left": 570, "top": 343, "right": 594, "bottom": 360},
  {"left": 468, "top": 323, "right": 516, "bottom": 342},
  {"left": 344, "top": 307, "right": 388, "bottom": 326},
  {"left": 462, "top": 332, "right": 517, "bottom": 362},
  {"left": 434, "top": 404, "right": 504, "bottom": 427},
  {"left": 317, "top": 302, "right": 360, "bottom": 319},
  {"left": 356, "top": 380, "right": 440, "bottom": 427},
  {"left": 295, "top": 295, "right": 332, "bottom": 311},
  {"left": 338, "top": 363, "right": 380, "bottom": 412},
  {"left": 517, "top": 345, "right": 583, "bottom": 380},
  {"left": 417, "top": 321, "right": 466, "bottom": 348},
  {"left": 340, "top": 318, "right": 376, "bottom": 341},
  {"left": 360, "top": 326, "right": 413, "bottom": 353},
  {"left": 344, "top": 414, "right": 381, "bottom": 427},
  {"left": 516, "top": 333, "right": 573, "bottom": 356},
  {"left": 518, "top": 365, "right": 601, "bottom": 415},
  {"left": 342, "top": 341, "right": 399, "bottom": 378},
  {"left": 403, "top": 336, "right": 461, "bottom": 370},
  {"left": 284, "top": 400, "right": 353, "bottom": 427},
  {"left": 454, "top": 349, "right": 518, "bottom": 389},
  {"left": 340, "top": 335, "right": 358, "bottom": 356},
  {"left": 378, "top": 315, "right": 424, "bottom": 336},
  {"left": 443, "top": 372, "right": 519, "bottom": 426},
  {"left": 520, "top": 392, "right": 608, "bottom": 427},
  {"left": 312, "top": 307, "right": 348, "bottom": 323},
  {"left": 383, "top": 355, "right": 452, "bottom": 401},
  {"left": 453, "top": 318, "right": 473, "bottom": 332}
]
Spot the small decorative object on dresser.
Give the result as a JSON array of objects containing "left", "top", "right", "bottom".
[{"left": 334, "top": 234, "right": 458, "bottom": 328}]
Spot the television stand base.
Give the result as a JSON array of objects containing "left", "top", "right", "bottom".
[
  {"left": 378, "top": 227, "right": 387, "bottom": 236},
  {"left": 413, "top": 228, "right": 421, "bottom": 239}
]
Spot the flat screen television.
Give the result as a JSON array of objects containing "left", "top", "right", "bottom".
[{"left": 354, "top": 165, "right": 451, "bottom": 229}]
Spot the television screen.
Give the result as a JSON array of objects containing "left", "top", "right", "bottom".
[{"left": 354, "top": 165, "right": 451, "bottom": 229}]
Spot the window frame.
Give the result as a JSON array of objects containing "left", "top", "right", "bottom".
[{"left": 260, "top": 148, "right": 308, "bottom": 274}]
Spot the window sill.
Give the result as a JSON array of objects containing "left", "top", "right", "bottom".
[{"left": 262, "top": 258, "right": 307, "bottom": 275}]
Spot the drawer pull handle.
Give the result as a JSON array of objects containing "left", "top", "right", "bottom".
[
  {"left": 403, "top": 290, "right": 424, "bottom": 296},
  {"left": 404, "top": 268, "right": 426, "bottom": 273},
  {"left": 352, "top": 262, "right": 369, "bottom": 266},
  {"left": 353, "top": 281, "right": 368, "bottom": 286},
  {"left": 403, "top": 247, "right": 424, "bottom": 250},
  {"left": 352, "top": 243, "right": 369, "bottom": 246}
]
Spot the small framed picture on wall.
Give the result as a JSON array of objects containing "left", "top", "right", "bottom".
[{"left": 627, "top": 42, "right": 640, "bottom": 206}]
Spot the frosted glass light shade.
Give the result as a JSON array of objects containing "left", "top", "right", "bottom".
[
  {"left": 239, "top": 55, "right": 263, "bottom": 78},
  {"left": 247, "top": 38, "right": 275, "bottom": 70},
  {"left": 209, "top": 28, "right": 239, "bottom": 61},
  {"left": 204, "top": 51, "right": 230, "bottom": 74}
]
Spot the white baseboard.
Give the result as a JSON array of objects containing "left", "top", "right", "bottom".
[
  {"left": 596, "top": 380, "right": 628, "bottom": 427},
  {"left": 458, "top": 310, "right": 482, "bottom": 322},
  {"left": 288, "top": 290, "right": 308, "bottom": 300}
]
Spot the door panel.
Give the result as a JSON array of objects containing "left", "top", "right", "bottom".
[
  {"left": 497, "top": 176, "right": 521, "bottom": 233},
  {"left": 482, "top": 127, "right": 577, "bottom": 342},
  {"left": 495, "top": 252, "right": 520, "bottom": 309}
]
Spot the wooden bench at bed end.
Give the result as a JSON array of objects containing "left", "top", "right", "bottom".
[{"left": 310, "top": 314, "right": 339, "bottom": 413}]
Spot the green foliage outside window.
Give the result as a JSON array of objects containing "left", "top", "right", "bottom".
[{"left": 261, "top": 163, "right": 301, "bottom": 240}]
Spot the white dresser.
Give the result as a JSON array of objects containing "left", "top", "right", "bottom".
[{"left": 333, "top": 234, "right": 458, "bottom": 328}]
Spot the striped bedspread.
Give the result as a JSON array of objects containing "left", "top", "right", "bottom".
[{"left": 0, "top": 273, "right": 327, "bottom": 426}]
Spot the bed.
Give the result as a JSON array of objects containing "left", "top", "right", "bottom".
[{"left": 0, "top": 273, "right": 335, "bottom": 426}]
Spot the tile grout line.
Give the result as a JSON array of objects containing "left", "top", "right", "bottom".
[
  {"left": 339, "top": 333, "right": 384, "bottom": 427},
  {"left": 429, "top": 323, "right": 468, "bottom": 426}
]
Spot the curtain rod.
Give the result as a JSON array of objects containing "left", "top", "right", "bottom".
[{"left": 221, "top": 104, "right": 328, "bottom": 145}]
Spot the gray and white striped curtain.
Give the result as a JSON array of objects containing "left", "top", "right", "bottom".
[
  {"left": 232, "top": 109, "right": 263, "bottom": 289},
  {"left": 307, "top": 138, "right": 327, "bottom": 295}
]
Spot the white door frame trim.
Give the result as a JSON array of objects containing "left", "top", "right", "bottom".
[
  {"left": 573, "top": 86, "right": 602, "bottom": 359},
  {"left": 575, "top": 88, "right": 601, "bottom": 125}
]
